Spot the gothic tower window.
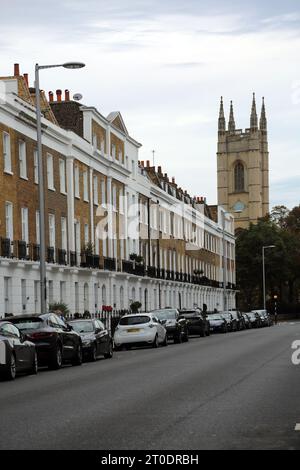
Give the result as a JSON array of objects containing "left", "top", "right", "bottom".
[{"left": 234, "top": 162, "right": 245, "bottom": 192}]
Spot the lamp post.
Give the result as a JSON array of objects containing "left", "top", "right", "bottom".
[
  {"left": 35, "top": 61, "right": 85, "bottom": 314},
  {"left": 262, "top": 245, "right": 275, "bottom": 311},
  {"left": 222, "top": 208, "right": 241, "bottom": 312}
]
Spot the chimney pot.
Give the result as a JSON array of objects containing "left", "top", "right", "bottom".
[
  {"left": 65, "top": 89, "right": 70, "bottom": 101},
  {"left": 49, "top": 91, "right": 54, "bottom": 102},
  {"left": 140, "top": 161, "right": 144, "bottom": 167},
  {"left": 56, "top": 89, "right": 62, "bottom": 102},
  {"left": 14, "top": 63, "right": 20, "bottom": 76},
  {"left": 172, "top": 177, "right": 175, "bottom": 184},
  {"left": 158, "top": 166, "right": 162, "bottom": 173},
  {"left": 146, "top": 160, "right": 150, "bottom": 167},
  {"left": 23, "top": 73, "right": 29, "bottom": 86}
]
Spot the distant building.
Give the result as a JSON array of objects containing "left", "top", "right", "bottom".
[{"left": 217, "top": 94, "right": 269, "bottom": 230}]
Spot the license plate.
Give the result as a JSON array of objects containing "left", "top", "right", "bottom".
[{"left": 127, "top": 328, "right": 140, "bottom": 333}]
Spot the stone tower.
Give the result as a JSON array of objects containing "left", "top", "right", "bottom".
[{"left": 217, "top": 94, "right": 269, "bottom": 230}]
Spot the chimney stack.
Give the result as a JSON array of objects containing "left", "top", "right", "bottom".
[
  {"left": 65, "top": 89, "right": 70, "bottom": 101},
  {"left": 158, "top": 166, "right": 162, "bottom": 173},
  {"left": 23, "top": 73, "right": 29, "bottom": 86},
  {"left": 49, "top": 91, "right": 54, "bottom": 102},
  {"left": 14, "top": 63, "right": 20, "bottom": 76},
  {"left": 140, "top": 161, "right": 144, "bottom": 167},
  {"left": 56, "top": 89, "right": 62, "bottom": 102},
  {"left": 172, "top": 177, "right": 175, "bottom": 184},
  {"left": 146, "top": 160, "right": 150, "bottom": 168}
]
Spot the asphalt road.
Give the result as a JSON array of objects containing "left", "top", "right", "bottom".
[{"left": 1, "top": 322, "right": 300, "bottom": 450}]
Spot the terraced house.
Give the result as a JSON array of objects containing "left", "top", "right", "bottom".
[{"left": 0, "top": 64, "right": 236, "bottom": 317}]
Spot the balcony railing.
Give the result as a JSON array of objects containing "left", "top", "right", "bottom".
[
  {"left": 58, "top": 249, "right": 67, "bottom": 265},
  {"left": 104, "top": 257, "right": 116, "bottom": 271},
  {"left": 134, "top": 264, "right": 145, "bottom": 276},
  {"left": 122, "top": 260, "right": 134, "bottom": 274},
  {"left": 47, "top": 247, "right": 55, "bottom": 264},
  {"left": 147, "top": 266, "right": 157, "bottom": 278},
  {"left": 0, "top": 238, "right": 11, "bottom": 258}
]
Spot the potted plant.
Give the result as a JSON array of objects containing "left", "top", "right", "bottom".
[{"left": 82, "top": 242, "right": 94, "bottom": 267}]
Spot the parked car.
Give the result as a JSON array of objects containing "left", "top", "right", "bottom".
[
  {"left": 220, "top": 312, "right": 237, "bottom": 332},
  {"left": 208, "top": 314, "right": 228, "bottom": 333},
  {"left": 230, "top": 311, "right": 245, "bottom": 330},
  {"left": 242, "top": 313, "right": 252, "bottom": 329},
  {"left": 178, "top": 309, "right": 210, "bottom": 337},
  {"left": 252, "top": 310, "right": 273, "bottom": 327},
  {"left": 151, "top": 308, "right": 189, "bottom": 343},
  {"left": 68, "top": 319, "right": 113, "bottom": 361},
  {"left": 246, "top": 311, "right": 262, "bottom": 328},
  {"left": 0, "top": 321, "right": 38, "bottom": 380},
  {"left": 7, "top": 314, "right": 83, "bottom": 369},
  {"left": 114, "top": 313, "right": 167, "bottom": 350}
]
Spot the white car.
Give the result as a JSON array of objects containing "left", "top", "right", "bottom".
[{"left": 114, "top": 313, "right": 168, "bottom": 350}]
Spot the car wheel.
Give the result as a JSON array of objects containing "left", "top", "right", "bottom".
[
  {"left": 104, "top": 342, "right": 113, "bottom": 359},
  {"left": 206, "top": 329, "right": 210, "bottom": 336},
  {"left": 72, "top": 344, "right": 83, "bottom": 366},
  {"left": 200, "top": 329, "right": 205, "bottom": 337},
  {"left": 162, "top": 334, "right": 168, "bottom": 347},
  {"left": 3, "top": 353, "right": 16, "bottom": 381},
  {"left": 29, "top": 352, "right": 38, "bottom": 375},
  {"left": 152, "top": 335, "right": 159, "bottom": 348},
  {"left": 90, "top": 344, "right": 97, "bottom": 362},
  {"left": 49, "top": 345, "right": 63, "bottom": 370},
  {"left": 184, "top": 330, "right": 189, "bottom": 342}
]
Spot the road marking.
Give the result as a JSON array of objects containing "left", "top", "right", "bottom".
[{"left": 295, "top": 424, "right": 300, "bottom": 431}]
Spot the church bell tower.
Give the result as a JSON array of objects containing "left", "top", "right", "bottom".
[{"left": 217, "top": 94, "right": 269, "bottom": 230}]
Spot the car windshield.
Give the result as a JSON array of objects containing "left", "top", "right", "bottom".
[
  {"left": 179, "top": 310, "right": 198, "bottom": 316},
  {"left": 69, "top": 321, "right": 94, "bottom": 333},
  {"left": 119, "top": 316, "right": 150, "bottom": 326},
  {"left": 151, "top": 309, "right": 177, "bottom": 320},
  {"left": 9, "top": 318, "right": 43, "bottom": 331},
  {"left": 209, "top": 315, "right": 223, "bottom": 320}
]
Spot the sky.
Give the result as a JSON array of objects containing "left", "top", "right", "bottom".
[{"left": 1, "top": 0, "right": 300, "bottom": 209}]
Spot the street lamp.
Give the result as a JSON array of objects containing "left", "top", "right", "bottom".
[
  {"left": 262, "top": 245, "right": 275, "bottom": 311},
  {"left": 35, "top": 61, "right": 85, "bottom": 314}
]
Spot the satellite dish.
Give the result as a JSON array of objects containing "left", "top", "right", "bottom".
[{"left": 73, "top": 93, "right": 83, "bottom": 101}]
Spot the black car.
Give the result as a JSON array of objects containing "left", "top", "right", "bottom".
[
  {"left": 68, "top": 319, "right": 113, "bottom": 361},
  {"left": 242, "top": 313, "right": 252, "bottom": 329},
  {"left": 8, "top": 314, "right": 83, "bottom": 369},
  {"left": 208, "top": 314, "right": 228, "bottom": 333},
  {"left": 230, "top": 311, "right": 245, "bottom": 331},
  {"left": 247, "top": 311, "right": 262, "bottom": 328},
  {"left": 0, "top": 321, "right": 37, "bottom": 380},
  {"left": 179, "top": 309, "right": 210, "bottom": 337},
  {"left": 220, "top": 312, "right": 238, "bottom": 332},
  {"left": 150, "top": 309, "right": 189, "bottom": 343}
]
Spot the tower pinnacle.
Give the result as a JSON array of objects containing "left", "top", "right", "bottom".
[
  {"left": 260, "top": 97, "right": 267, "bottom": 132},
  {"left": 250, "top": 92, "right": 258, "bottom": 130},
  {"left": 218, "top": 96, "right": 226, "bottom": 133},
  {"left": 228, "top": 101, "right": 235, "bottom": 133}
]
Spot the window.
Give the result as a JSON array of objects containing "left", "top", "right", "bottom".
[
  {"left": 49, "top": 214, "right": 55, "bottom": 248},
  {"left": 119, "top": 189, "right": 124, "bottom": 214},
  {"left": 112, "top": 185, "right": 117, "bottom": 211},
  {"left": 34, "top": 149, "right": 39, "bottom": 184},
  {"left": 36, "top": 211, "right": 40, "bottom": 244},
  {"left": 83, "top": 171, "right": 89, "bottom": 201},
  {"left": 100, "top": 138, "right": 105, "bottom": 154},
  {"left": 74, "top": 166, "right": 80, "bottom": 198},
  {"left": 118, "top": 149, "right": 123, "bottom": 162},
  {"left": 234, "top": 162, "right": 245, "bottom": 192},
  {"left": 84, "top": 224, "right": 89, "bottom": 244},
  {"left": 47, "top": 153, "right": 54, "bottom": 190},
  {"left": 5, "top": 202, "right": 13, "bottom": 240},
  {"left": 21, "top": 208, "right": 29, "bottom": 243},
  {"left": 111, "top": 143, "right": 116, "bottom": 159},
  {"left": 3, "top": 132, "right": 12, "bottom": 173},
  {"left": 93, "top": 175, "right": 98, "bottom": 205},
  {"left": 59, "top": 159, "right": 66, "bottom": 193},
  {"left": 101, "top": 179, "right": 106, "bottom": 206},
  {"left": 19, "top": 140, "right": 27, "bottom": 179},
  {"left": 92, "top": 134, "right": 98, "bottom": 149},
  {"left": 61, "top": 217, "right": 67, "bottom": 251}
]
